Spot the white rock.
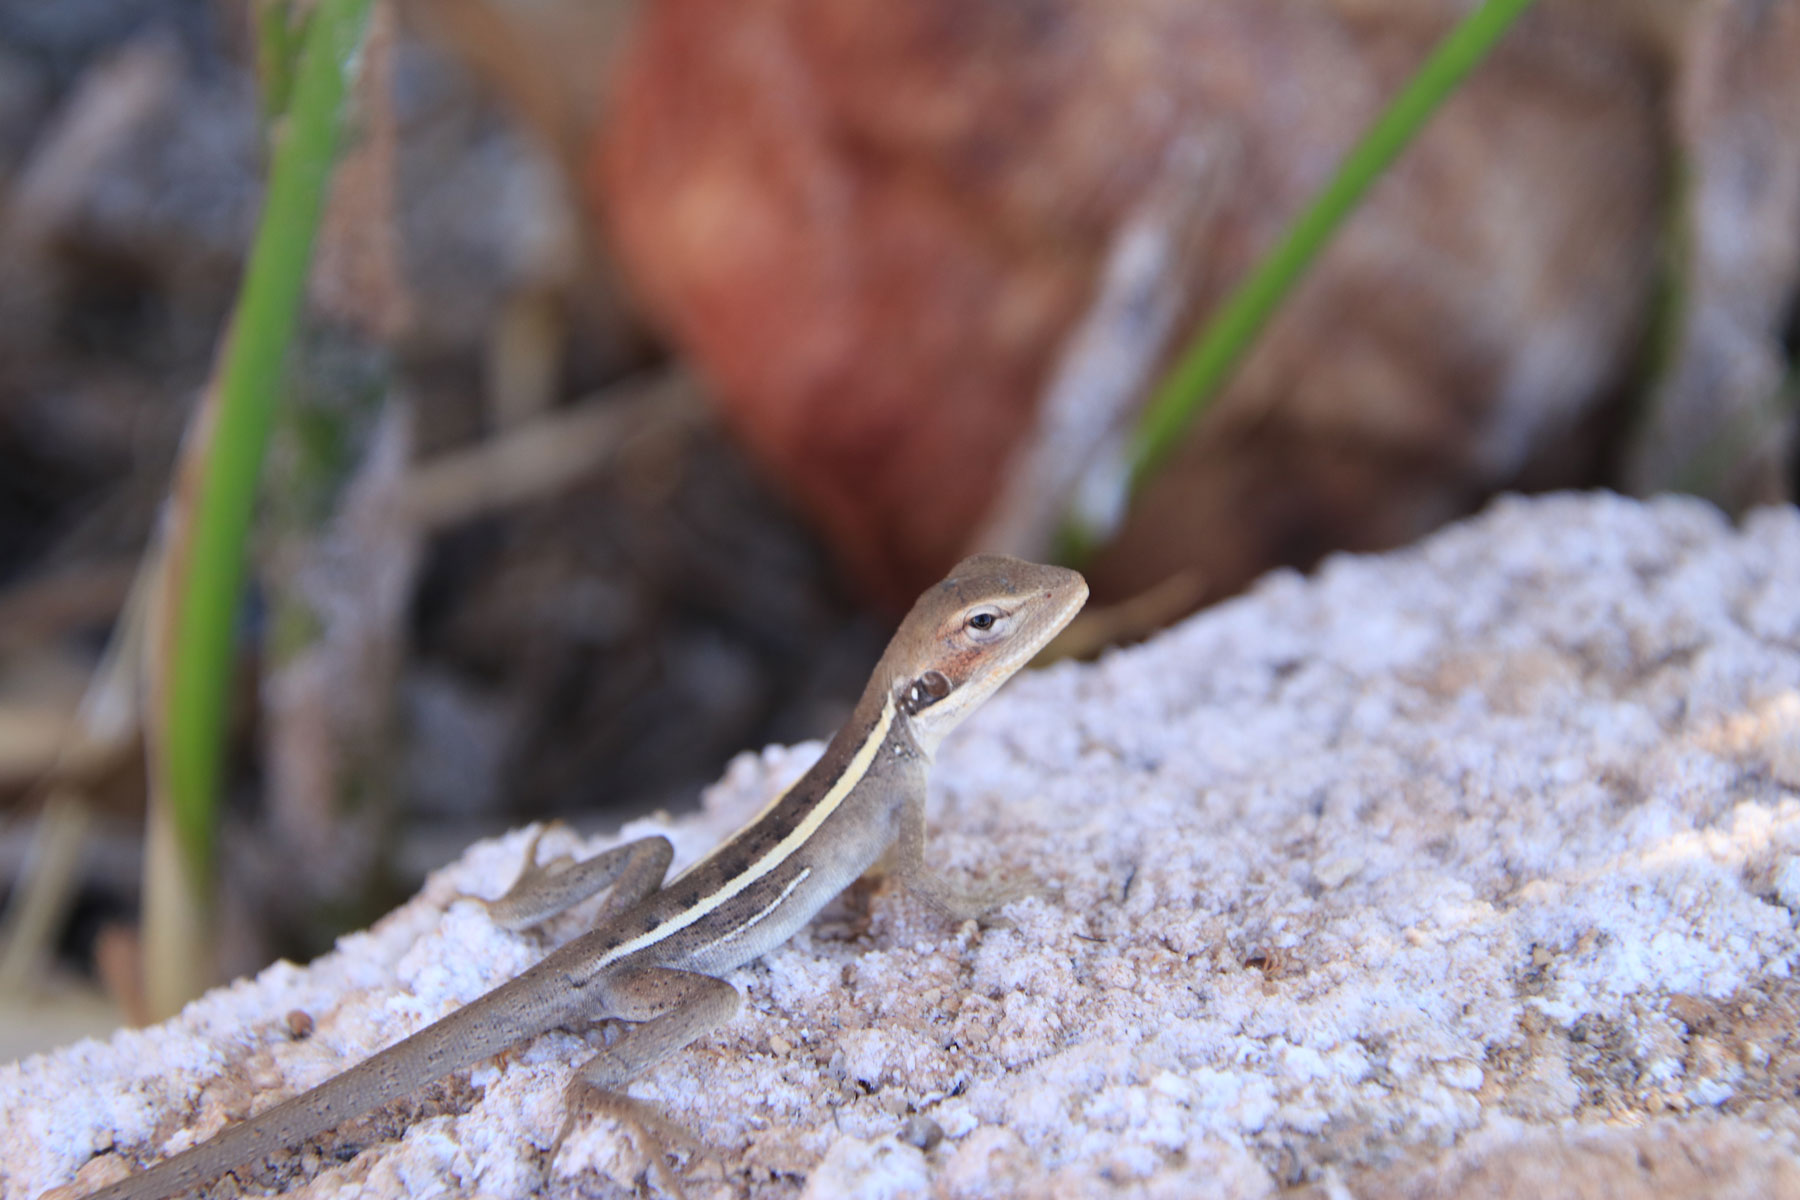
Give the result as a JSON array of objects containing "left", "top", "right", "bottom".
[{"left": 8, "top": 494, "right": 1800, "bottom": 1198}]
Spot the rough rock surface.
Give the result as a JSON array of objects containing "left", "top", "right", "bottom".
[{"left": 8, "top": 493, "right": 1800, "bottom": 1199}]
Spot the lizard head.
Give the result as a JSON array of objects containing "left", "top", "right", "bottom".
[{"left": 883, "top": 554, "right": 1088, "bottom": 756}]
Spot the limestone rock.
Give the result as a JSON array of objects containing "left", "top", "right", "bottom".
[{"left": 7, "top": 493, "right": 1800, "bottom": 1198}]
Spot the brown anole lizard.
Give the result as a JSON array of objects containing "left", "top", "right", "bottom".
[{"left": 76, "top": 554, "right": 1087, "bottom": 1199}]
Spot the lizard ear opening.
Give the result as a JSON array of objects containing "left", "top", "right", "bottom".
[{"left": 899, "top": 669, "right": 953, "bottom": 716}]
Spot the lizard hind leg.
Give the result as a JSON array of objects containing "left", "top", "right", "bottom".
[
  {"left": 478, "top": 823, "right": 675, "bottom": 931},
  {"left": 551, "top": 1089, "right": 716, "bottom": 1200},
  {"left": 549, "top": 968, "right": 741, "bottom": 1197}
]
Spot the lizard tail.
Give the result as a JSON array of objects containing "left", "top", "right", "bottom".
[{"left": 79, "top": 958, "right": 593, "bottom": 1200}]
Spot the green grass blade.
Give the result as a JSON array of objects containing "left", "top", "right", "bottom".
[
  {"left": 162, "top": 0, "right": 373, "bottom": 891},
  {"left": 253, "top": 0, "right": 302, "bottom": 126},
  {"left": 1124, "top": 0, "right": 1542, "bottom": 495}
]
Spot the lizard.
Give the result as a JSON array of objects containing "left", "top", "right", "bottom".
[{"left": 74, "top": 554, "right": 1087, "bottom": 1200}]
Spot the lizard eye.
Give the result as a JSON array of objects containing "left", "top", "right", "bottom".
[{"left": 962, "top": 606, "right": 1006, "bottom": 641}]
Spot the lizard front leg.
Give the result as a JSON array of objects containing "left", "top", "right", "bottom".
[
  {"left": 887, "top": 791, "right": 1030, "bottom": 921},
  {"left": 480, "top": 824, "right": 674, "bottom": 931},
  {"left": 552, "top": 967, "right": 741, "bottom": 1197}
]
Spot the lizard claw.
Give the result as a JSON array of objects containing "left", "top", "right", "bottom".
[
  {"left": 473, "top": 822, "right": 603, "bottom": 932},
  {"left": 904, "top": 868, "right": 1038, "bottom": 927}
]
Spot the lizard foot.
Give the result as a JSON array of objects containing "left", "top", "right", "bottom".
[
  {"left": 473, "top": 824, "right": 673, "bottom": 932},
  {"left": 904, "top": 867, "right": 1039, "bottom": 927},
  {"left": 550, "top": 1090, "right": 720, "bottom": 1200},
  {"left": 473, "top": 822, "right": 574, "bottom": 925}
]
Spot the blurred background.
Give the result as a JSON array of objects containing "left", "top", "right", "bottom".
[{"left": 0, "top": 0, "right": 1795, "bottom": 1055}]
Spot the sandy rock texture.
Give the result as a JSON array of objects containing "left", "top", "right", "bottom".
[{"left": 8, "top": 492, "right": 1800, "bottom": 1199}]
